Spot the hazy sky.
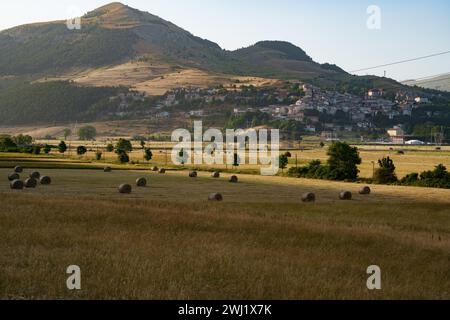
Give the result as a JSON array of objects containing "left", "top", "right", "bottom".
[{"left": 1, "top": 0, "right": 449, "bottom": 81}]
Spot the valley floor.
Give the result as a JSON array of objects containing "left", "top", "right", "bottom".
[{"left": 0, "top": 167, "right": 449, "bottom": 299}]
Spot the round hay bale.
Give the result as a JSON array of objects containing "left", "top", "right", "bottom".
[
  {"left": 359, "top": 186, "right": 371, "bottom": 195},
  {"left": 152, "top": 166, "right": 159, "bottom": 172},
  {"left": 118, "top": 184, "right": 132, "bottom": 194},
  {"left": 14, "top": 166, "right": 23, "bottom": 173},
  {"left": 10, "top": 179, "right": 24, "bottom": 190},
  {"left": 8, "top": 172, "right": 20, "bottom": 181},
  {"left": 24, "top": 178, "right": 37, "bottom": 188},
  {"left": 211, "top": 171, "right": 220, "bottom": 178},
  {"left": 229, "top": 175, "right": 238, "bottom": 183},
  {"left": 104, "top": 166, "right": 112, "bottom": 173},
  {"left": 208, "top": 193, "right": 223, "bottom": 201},
  {"left": 39, "top": 176, "right": 52, "bottom": 185},
  {"left": 136, "top": 177, "right": 147, "bottom": 187},
  {"left": 302, "top": 192, "right": 316, "bottom": 203},
  {"left": 189, "top": 171, "right": 198, "bottom": 178},
  {"left": 339, "top": 191, "right": 352, "bottom": 200},
  {"left": 30, "top": 171, "right": 41, "bottom": 180},
  {"left": 159, "top": 168, "right": 166, "bottom": 174}
]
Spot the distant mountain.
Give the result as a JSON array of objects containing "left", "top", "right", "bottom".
[{"left": 403, "top": 73, "right": 450, "bottom": 92}]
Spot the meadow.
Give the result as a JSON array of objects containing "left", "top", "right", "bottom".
[{"left": 0, "top": 159, "right": 449, "bottom": 300}]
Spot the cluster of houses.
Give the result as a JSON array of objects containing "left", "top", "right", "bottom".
[
  {"left": 232, "top": 84, "right": 431, "bottom": 133},
  {"left": 106, "top": 83, "right": 433, "bottom": 138}
]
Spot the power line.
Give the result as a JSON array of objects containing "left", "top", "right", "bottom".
[{"left": 350, "top": 50, "right": 450, "bottom": 73}]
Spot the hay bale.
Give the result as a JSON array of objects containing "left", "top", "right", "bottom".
[
  {"left": 359, "top": 186, "right": 371, "bottom": 195},
  {"left": 189, "top": 171, "right": 198, "bottom": 178},
  {"left": 212, "top": 171, "right": 220, "bottom": 178},
  {"left": 136, "top": 177, "right": 147, "bottom": 187},
  {"left": 10, "top": 179, "right": 24, "bottom": 190},
  {"left": 159, "top": 168, "right": 166, "bottom": 174},
  {"left": 8, "top": 172, "right": 20, "bottom": 181},
  {"left": 302, "top": 192, "right": 316, "bottom": 203},
  {"left": 39, "top": 176, "right": 52, "bottom": 185},
  {"left": 118, "top": 184, "right": 132, "bottom": 194},
  {"left": 14, "top": 166, "right": 23, "bottom": 173},
  {"left": 24, "top": 178, "right": 37, "bottom": 188},
  {"left": 208, "top": 193, "right": 223, "bottom": 201},
  {"left": 339, "top": 191, "right": 352, "bottom": 200},
  {"left": 104, "top": 166, "right": 112, "bottom": 173},
  {"left": 30, "top": 171, "right": 41, "bottom": 180},
  {"left": 152, "top": 166, "right": 159, "bottom": 172},
  {"left": 229, "top": 175, "right": 238, "bottom": 183}
]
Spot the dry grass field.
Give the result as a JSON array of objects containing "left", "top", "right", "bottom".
[{"left": 0, "top": 164, "right": 449, "bottom": 300}]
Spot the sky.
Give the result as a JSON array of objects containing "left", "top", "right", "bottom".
[{"left": 1, "top": 0, "right": 449, "bottom": 81}]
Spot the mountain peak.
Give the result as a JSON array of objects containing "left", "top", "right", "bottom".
[
  {"left": 89, "top": 2, "right": 130, "bottom": 14},
  {"left": 83, "top": 2, "right": 149, "bottom": 27}
]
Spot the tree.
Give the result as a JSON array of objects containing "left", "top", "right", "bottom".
[
  {"left": 144, "top": 148, "right": 153, "bottom": 162},
  {"left": 78, "top": 126, "right": 97, "bottom": 141},
  {"left": 374, "top": 156, "right": 398, "bottom": 184},
  {"left": 279, "top": 153, "right": 289, "bottom": 173},
  {"left": 106, "top": 143, "right": 114, "bottom": 152},
  {"left": 58, "top": 141, "right": 67, "bottom": 154},
  {"left": 77, "top": 146, "right": 87, "bottom": 156},
  {"left": 0, "top": 135, "right": 17, "bottom": 151},
  {"left": 326, "top": 142, "right": 362, "bottom": 181},
  {"left": 116, "top": 149, "right": 130, "bottom": 164},
  {"left": 116, "top": 139, "right": 133, "bottom": 152},
  {"left": 63, "top": 128, "right": 72, "bottom": 140},
  {"left": 13, "top": 134, "right": 33, "bottom": 146},
  {"left": 95, "top": 151, "right": 103, "bottom": 161},
  {"left": 140, "top": 140, "right": 146, "bottom": 149},
  {"left": 43, "top": 144, "right": 52, "bottom": 154}
]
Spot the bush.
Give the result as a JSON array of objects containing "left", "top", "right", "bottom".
[
  {"left": 58, "top": 141, "right": 67, "bottom": 154},
  {"left": 33, "top": 146, "right": 41, "bottom": 155},
  {"left": 106, "top": 144, "right": 114, "bottom": 152},
  {"left": 287, "top": 160, "right": 329, "bottom": 179},
  {"left": 400, "top": 164, "right": 450, "bottom": 189},
  {"left": 400, "top": 173, "right": 419, "bottom": 185},
  {"left": 95, "top": 151, "right": 103, "bottom": 161},
  {"left": 117, "top": 150, "right": 130, "bottom": 164},
  {"left": 373, "top": 157, "right": 398, "bottom": 184},
  {"left": 77, "top": 146, "right": 87, "bottom": 156},
  {"left": 43, "top": 144, "right": 52, "bottom": 154}
]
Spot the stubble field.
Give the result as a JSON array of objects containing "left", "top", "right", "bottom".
[{"left": 0, "top": 164, "right": 449, "bottom": 300}]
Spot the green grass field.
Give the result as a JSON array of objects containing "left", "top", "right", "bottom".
[{"left": 0, "top": 161, "right": 449, "bottom": 300}]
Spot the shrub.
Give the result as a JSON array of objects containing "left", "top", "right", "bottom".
[
  {"left": 373, "top": 157, "right": 398, "bottom": 184},
  {"left": 33, "top": 146, "right": 41, "bottom": 155},
  {"left": 43, "top": 144, "right": 52, "bottom": 154},
  {"left": 400, "top": 173, "right": 419, "bottom": 185},
  {"left": 58, "top": 141, "right": 67, "bottom": 154},
  {"left": 116, "top": 149, "right": 130, "bottom": 164},
  {"left": 77, "top": 146, "right": 87, "bottom": 156},
  {"left": 95, "top": 151, "right": 102, "bottom": 161}
]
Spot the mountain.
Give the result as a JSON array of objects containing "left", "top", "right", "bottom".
[
  {"left": 0, "top": 2, "right": 346, "bottom": 81},
  {"left": 403, "top": 73, "right": 450, "bottom": 92},
  {"left": 0, "top": 2, "right": 439, "bottom": 127}
]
